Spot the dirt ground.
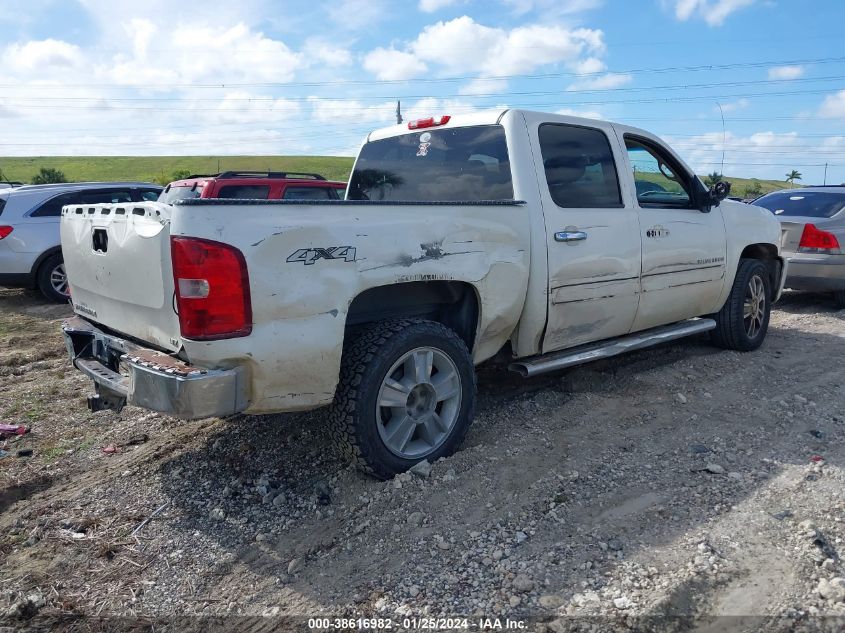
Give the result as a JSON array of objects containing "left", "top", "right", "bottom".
[{"left": 1, "top": 286, "right": 843, "bottom": 632}]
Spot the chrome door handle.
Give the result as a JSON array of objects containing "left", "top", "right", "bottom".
[{"left": 554, "top": 231, "right": 587, "bottom": 242}]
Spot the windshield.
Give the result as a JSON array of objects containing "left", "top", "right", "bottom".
[
  {"left": 754, "top": 191, "right": 845, "bottom": 219},
  {"left": 348, "top": 125, "right": 513, "bottom": 202},
  {"left": 158, "top": 185, "right": 202, "bottom": 204}
]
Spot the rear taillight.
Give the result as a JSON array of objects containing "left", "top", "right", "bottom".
[
  {"left": 0, "top": 226, "right": 12, "bottom": 239},
  {"left": 798, "top": 224, "right": 840, "bottom": 252},
  {"left": 171, "top": 236, "right": 252, "bottom": 340}
]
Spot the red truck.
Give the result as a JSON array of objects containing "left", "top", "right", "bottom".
[{"left": 158, "top": 171, "right": 346, "bottom": 203}]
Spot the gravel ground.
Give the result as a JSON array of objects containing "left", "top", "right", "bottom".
[{"left": 1, "top": 287, "right": 844, "bottom": 632}]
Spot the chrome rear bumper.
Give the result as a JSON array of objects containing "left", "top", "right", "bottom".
[{"left": 62, "top": 315, "right": 247, "bottom": 418}]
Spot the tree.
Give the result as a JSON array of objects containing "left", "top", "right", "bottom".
[
  {"left": 704, "top": 171, "right": 724, "bottom": 186},
  {"left": 151, "top": 169, "right": 194, "bottom": 186},
  {"left": 31, "top": 167, "right": 67, "bottom": 185},
  {"left": 743, "top": 179, "right": 762, "bottom": 198},
  {"left": 785, "top": 170, "right": 802, "bottom": 186}
]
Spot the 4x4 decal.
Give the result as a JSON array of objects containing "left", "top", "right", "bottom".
[{"left": 286, "top": 246, "right": 357, "bottom": 265}]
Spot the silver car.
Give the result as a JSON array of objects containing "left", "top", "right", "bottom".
[
  {"left": 0, "top": 182, "right": 161, "bottom": 302},
  {"left": 754, "top": 186, "right": 845, "bottom": 307}
]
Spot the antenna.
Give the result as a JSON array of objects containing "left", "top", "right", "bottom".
[
  {"left": 715, "top": 102, "right": 726, "bottom": 176},
  {"left": 396, "top": 100, "right": 403, "bottom": 125}
]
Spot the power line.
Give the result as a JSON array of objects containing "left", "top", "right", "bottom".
[{"left": 0, "top": 55, "right": 843, "bottom": 90}]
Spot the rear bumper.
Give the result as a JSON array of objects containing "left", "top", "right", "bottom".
[
  {"left": 62, "top": 315, "right": 248, "bottom": 419},
  {"left": 785, "top": 256, "right": 845, "bottom": 292}
]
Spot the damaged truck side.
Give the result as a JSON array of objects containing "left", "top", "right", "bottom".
[{"left": 61, "top": 109, "right": 787, "bottom": 478}]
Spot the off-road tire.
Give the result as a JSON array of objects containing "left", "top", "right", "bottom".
[
  {"left": 329, "top": 318, "right": 476, "bottom": 479},
  {"left": 36, "top": 253, "right": 70, "bottom": 303},
  {"left": 710, "top": 258, "right": 771, "bottom": 351}
]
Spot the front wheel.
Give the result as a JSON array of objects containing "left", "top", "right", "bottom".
[
  {"left": 710, "top": 258, "right": 772, "bottom": 351},
  {"left": 329, "top": 318, "right": 476, "bottom": 479}
]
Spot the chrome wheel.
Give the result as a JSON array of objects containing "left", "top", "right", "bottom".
[
  {"left": 376, "top": 346, "right": 462, "bottom": 459},
  {"left": 743, "top": 274, "right": 766, "bottom": 338},
  {"left": 50, "top": 263, "right": 69, "bottom": 297}
]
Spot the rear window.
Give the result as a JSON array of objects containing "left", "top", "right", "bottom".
[
  {"left": 158, "top": 185, "right": 202, "bottom": 204},
  {"left": 0, "top": 197, "right": 6, "bottom": 216},
  {"left": 755, "top": 191, "right": 845, "bottom": 219},
  {"left": 348, "top": 125, "right": 513, "bottom": 202},
  {"left": 283, "top": 186, "right": 340, "bottom": 200},
  {"left": 218, "top": 185, "right": 271, "bottom": 199}
]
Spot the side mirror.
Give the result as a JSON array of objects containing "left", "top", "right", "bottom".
[{"left": 709, "top": 181, "right": 731, "bottom": 204}]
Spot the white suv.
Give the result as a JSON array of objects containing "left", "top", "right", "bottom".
[{"left": 0, "top": 182, "right": 161, "bottom": 301}]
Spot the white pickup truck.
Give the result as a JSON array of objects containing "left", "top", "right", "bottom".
[{"left": 61, "top": 109, "right": 787, "bottom": 478}]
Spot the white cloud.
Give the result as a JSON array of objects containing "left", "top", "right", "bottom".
[
  {"left": 2, "top": 39, "right": 83, "bottom": 73},
  {"left": 768, "top": 65, "right": 804, "bottom": 80},
  {"left": 819, "top": 90, "right": 845, "bottom": 119},
  {"left": 308, "top": 97, "right": 398, "bottom": 124},
  {"left": 459, "top": 78, "right": 509, "bottom": 95},
  {"left": 501, "top": 0, "right": 602, "bottom": 16},
  {"left": 104, "top": 22, "right": 304, "bottom": 87},
  {"left": 419, "top": 0, "right": 459, "bottom": 11},
  {"left": 330, "top": 0, "right": 390, "bottom": 29},
  {"left": 384, "top": 16, "right": 605, "bottom": 79},
  {"left": 304, "top": 39, "right": 353, "bottom": 67},
  {"left": 567, "top": 72, "right": 632, "bottom": 91},
  {"left": 670, "top": 0, "right": 757, "bottom": 26},
  {"left": 569, "top": 57, "right": 606, "bottom": 75},
  {"left": 363, "top": 48, "right": 428, "bottom": 81},
  {"left": 717, "top": 98, "right": 750, "bottom": 113}
]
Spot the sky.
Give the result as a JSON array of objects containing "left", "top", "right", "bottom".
[{"left": 0, "top": 0, "right": 843, "bottom": 183}]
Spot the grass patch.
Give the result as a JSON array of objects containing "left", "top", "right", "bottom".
[{"left": 0, "top": 156, "right": 355, "bottom": 184}]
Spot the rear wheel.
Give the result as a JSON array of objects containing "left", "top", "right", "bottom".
[
  {"left": 834, "top": 290, "right": 845, "bottom": 309},
  {"left": 710, "top": 258, "right": 771, "bottom": 351},
  {"left": 329, "top": 318, "right": 476, "bottom": 479},
  {"left": 36, "top": 253, "right": 70, "bottom": 303}
]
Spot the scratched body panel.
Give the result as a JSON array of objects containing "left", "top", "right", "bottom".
[{"left": 172, "top": 201, "right": 530, "bottom": 413}]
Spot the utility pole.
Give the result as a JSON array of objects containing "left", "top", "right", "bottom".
[
  {"left": 824, "top": 163, "right": 828, "bottom": 185},
  {"left": 396, "top": 100, "right": 403, "bottom": 125}
]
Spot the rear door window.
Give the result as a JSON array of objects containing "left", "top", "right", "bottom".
[
  {"left": 30, "top": 191, "right": 81, "bottom": 217},
  {"left": 217, "top": 185, "right": 271, "bottom": 199},
  {"left": 283, "top": 186, "right": 339, "bottom": 200},
  {"left": 348, "top": 125, "right": 513, "bottom": 201},
  {"left": 538, "top": 124, "right": 622, "bottom": 208}
]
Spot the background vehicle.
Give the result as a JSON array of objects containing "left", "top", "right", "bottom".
[
  {"left": 158, "top": 171, "right": 346, "bottom": 204},
  {"left": 754, "top": 186, "right": 845, "bottom": 307},
  {"left": 61, "top": 110, "right": 786, "bottom": 478},
  {"left": 0, "top": 182, "right": 162, "bottom": 302}
]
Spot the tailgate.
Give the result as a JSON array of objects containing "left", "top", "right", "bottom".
[{"left": 60, "top": 201, "right": 181, "bottom": 352}]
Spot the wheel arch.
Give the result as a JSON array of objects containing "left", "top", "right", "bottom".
[
  {"left": 29, "top": 245, "right": 63, "bottom": 279},
  {"left": 345, "top": 281, "right": 481, "bottom": 353},
  {"left": 739, "top": 242, "right": 783, "bottom": 300}
]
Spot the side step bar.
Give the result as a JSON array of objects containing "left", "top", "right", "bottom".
[{"left": 509, "top": 318, "right": 717, "bottom": 378}]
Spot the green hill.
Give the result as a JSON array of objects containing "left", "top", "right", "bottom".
[
  {"left": 0, "top": 155, "right": 792, "bottom": 196},
  {"left": 0, "top": 156, "right": 356, "bottom": 185}
]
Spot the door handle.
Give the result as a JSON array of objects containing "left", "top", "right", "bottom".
[{"left": 554, "top": 231, "right": 587, "bottom": 243}]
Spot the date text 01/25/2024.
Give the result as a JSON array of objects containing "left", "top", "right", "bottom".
[{"left": 307, "top": 617, "right": 527, "bottom": 630}]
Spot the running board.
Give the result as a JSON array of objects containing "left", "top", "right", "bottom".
[{"left": 509, "top": 318, "right": 717, "bottom": 378}]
